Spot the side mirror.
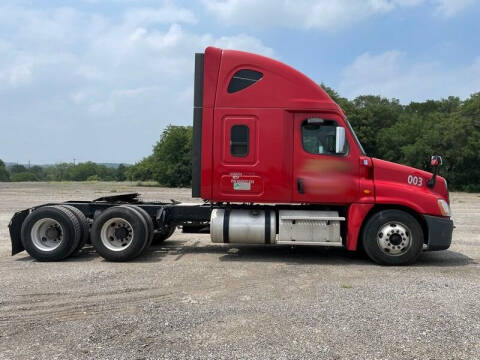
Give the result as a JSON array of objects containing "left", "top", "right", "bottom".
[
  {"left": 335, "top": 127, "right": 346, "bottom": 154},
  {"left": 427, "top": 155, "right": 443, "bottom": 188},
  {"left": 431, "top": 155, "right": 443, "bottom": 167}
]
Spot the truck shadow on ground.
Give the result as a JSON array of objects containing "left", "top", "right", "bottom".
[
  {"left": 138, "top": 240, "right": 475, "bottom": 267},
  {"left": 14, "top": 240, "right": 475, "bottom": 267}
]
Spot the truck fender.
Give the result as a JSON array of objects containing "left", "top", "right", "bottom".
[{"left": 346, "top": 203, "right": 374, "bottom": 251}]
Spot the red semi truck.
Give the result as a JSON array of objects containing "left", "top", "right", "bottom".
[{"left": 9, "top": 47, "right": 453, "bottom": 265}]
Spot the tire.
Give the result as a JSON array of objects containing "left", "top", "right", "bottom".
[
  {"left": 151, "top": 226, "right": 175, "bottom": 245},
  {"left": 59, "top": 205, "right": 89, "bottom": 255},
  {"left": 21, "top": 206, "right": 81, "bottom": 261},
  {"left": 91, "top": 206, "right": 149, "bottom": 261},
  {"left": 362, "top": 209, "right": 424, "bottom": 265},
  {"left": 121, "top": 205, "right": 154, "bottom": 251}
]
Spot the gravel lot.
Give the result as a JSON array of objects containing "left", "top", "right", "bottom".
[{"left": 0, "top": 182, "right": 479, "bottom": 360}]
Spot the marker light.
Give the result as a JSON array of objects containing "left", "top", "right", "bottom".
[{"left": 437, "top": 199, "right": 451, "bottom": 217}]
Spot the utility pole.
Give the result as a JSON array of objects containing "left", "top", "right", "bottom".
[{"left": 73, "top": 158, "right": 76, "bottom": 167}]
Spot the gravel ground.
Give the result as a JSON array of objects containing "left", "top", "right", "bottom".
[{"left": 0, "top": 182, "right": 479, "bottom": 360}]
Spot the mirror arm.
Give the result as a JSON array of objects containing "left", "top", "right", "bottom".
[
  {"left": 427, "top": 155, "right": 443, "bottom": 188},
  {"left": 427, "top": 170, "right": 437, "bottom": 188}
]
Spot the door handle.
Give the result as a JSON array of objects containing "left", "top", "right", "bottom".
[{"left": 297, "top": 178, "right": 305, "bottom": 194}]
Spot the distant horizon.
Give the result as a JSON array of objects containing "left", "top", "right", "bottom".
[{"left": 3, "top": 161, "right": 132, "bottom": 168}]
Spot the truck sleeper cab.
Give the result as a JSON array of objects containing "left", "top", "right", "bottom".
[{"left": 8, "top": 47, "right": 454, "bottom": 265}]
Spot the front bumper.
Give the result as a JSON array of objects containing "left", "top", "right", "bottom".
[{"left": 424, "top": 215, "right": 454, "bottom": 251}]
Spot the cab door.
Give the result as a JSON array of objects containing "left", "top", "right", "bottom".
[
  {"left": 211, "top": 107, "right": 293, "bottom": 203},
  {"left": 292, "top": 113, "right": 360, "bottom": 204}
]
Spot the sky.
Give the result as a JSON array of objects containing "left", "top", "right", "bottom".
[{"left": 0, "top": 0, "right": 479, "bottom": 164}]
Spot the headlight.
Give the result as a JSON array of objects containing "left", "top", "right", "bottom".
[{"left": 437, "top": 199, "right": 451, "bottom": 217}]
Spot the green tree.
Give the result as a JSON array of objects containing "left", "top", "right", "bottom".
[
  {"left": 347, "top": 95, "right": 403, "bottom": 157},
  {"left": 8, "top": 164, "right": 27, "bottom": 175},
  {"left": 29, "top": 165, "right": 45, "bottom": 180},
  {"left": 126, "top": 157, "right": 155, "bottom": 181},
  {"left": 44, "top": 163, "right": 70, "bottom": 181},
  {"left": 321, "top": 84, "right": 355, "bottom": 115},
  {"left": 116, "top": 164, "right": 129, "bottom": 181},
  {"left": 11, "top": 172, "right": 38, "bottom": 182},
  {"left": 0, "top": 159, "right": 9, "bottom": 181},
  {"left": 150, "top": 125, "right": 193, "bottom": 187},
  {"left": 460, "top": 92, "right": 480, "bottom": 127},
  {"left": 65, "top": 161, "right": 117, "bottom": 181},
  {"left": 405, "top": 97, "right": 461, "bottom": 116}
]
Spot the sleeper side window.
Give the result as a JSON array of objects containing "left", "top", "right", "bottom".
[
  {"left": 301, "top": 118, "right": 348, "bottom": 155},
  {"left": 228, "top": 69, "right": 263, "bottom": 93},
  {"left": 230, "top": 125, "right": 249, "bottom": 157}
]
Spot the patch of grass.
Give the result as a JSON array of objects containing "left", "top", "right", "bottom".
[
  {"left": 341, "top": 284, "right": 353, "bottom": 289},
  {"left": 135, "top": 181, "right": 161, "bottom": 187}
]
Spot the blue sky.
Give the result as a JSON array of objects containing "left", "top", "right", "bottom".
[{"left": 1, "top": 0, "right": 479, "bottom": 164}]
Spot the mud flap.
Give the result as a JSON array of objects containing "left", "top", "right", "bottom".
[{"left": 9, "top": 209, "right": 29, "bottom": 255}]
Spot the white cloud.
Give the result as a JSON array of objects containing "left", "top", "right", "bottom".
[
  {"left": 338, "top": 50, "right": 480, "bottom": 103},
  {"left": 0, "top": 4, "right": 273, "bottom": 163},
  {"left": 203, "top": 0, "right": 477, "bottom": 28},
  {"left": 202, "top": 0, "right": 424, "bottom": 29},
  {"left": 212, "top": 34, "right": 275, "bottom": 57},
  {"left": 123, "top": 6, "right": 197, "bottom": 27},
  {"left": 433, "top": 0, "right": 476, "bottom": 17}
]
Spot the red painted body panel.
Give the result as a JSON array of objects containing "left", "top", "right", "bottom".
[
  {"left": 212, "top": 108, "right": 293, "bottom": 202},
  {"left": 292, "top": 112, "right": 361, "bottom": 204},
  {"left": 373, "top": 158, "right": 448, "bottom": 217},
  {"left": 214, "top": 49, "right": 337, "bottom": 110},
  {"left": 346, "top": 203, "right": 374, "bottom": 250}
]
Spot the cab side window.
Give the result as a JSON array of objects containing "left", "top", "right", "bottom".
[
  {"left": 302, "top": 118, "right": 348, "bottom": 155},
  {"left": 228, "top": 69, "right": 263, "bottom": 93}
]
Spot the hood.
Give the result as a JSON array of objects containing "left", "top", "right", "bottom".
[{"left": 372, "top": 158, "right": 449, "bottom": 215}]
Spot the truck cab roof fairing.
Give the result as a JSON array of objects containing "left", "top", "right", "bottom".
[{"left": 208, "top": 47, "right": 339, "bottom": 111}]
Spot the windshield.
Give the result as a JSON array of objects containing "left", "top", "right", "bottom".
[{"left": 346, "top": 119, "right": 366, "bottom": 155}]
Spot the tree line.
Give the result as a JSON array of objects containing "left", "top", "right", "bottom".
[
  {"left": 0, "top": 161, "right": 130, "bottom": 182},
  {"left": 1, "top": 88, "right": 479, "bottom": 191}
]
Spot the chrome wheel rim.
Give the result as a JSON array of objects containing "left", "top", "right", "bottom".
[
  {"left": 31, "top": 218, "right": 63, "bottom": 251},
  {"left": 377, "top": 222, "right": 412, "bottom": 256},
  {"left": 100, "top": 218, "right": 134, "bottom": 251}
]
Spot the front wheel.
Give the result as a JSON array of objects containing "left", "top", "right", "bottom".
[{"left": 362, "top": 209, "right": 424, "bottom": 265}]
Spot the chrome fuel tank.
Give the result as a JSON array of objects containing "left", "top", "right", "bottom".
[{"left": 210, "top": 209, "right": 276, "bottom": 244}]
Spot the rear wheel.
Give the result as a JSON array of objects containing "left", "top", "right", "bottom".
[
  {"left": 59, "top": 205, "right": 89, "bottom": 255},
  {"left": 362, "top": 209, "right": 424, "bottom": 265},
  {"left": 21, "top": 206, "right": 81, "bottom": 261},
  {"left": 91, "top": 206, "right": 149, "bottom": 261},
  {"left": 122, "top": 205, "right": 154, "bottom": 251}
]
